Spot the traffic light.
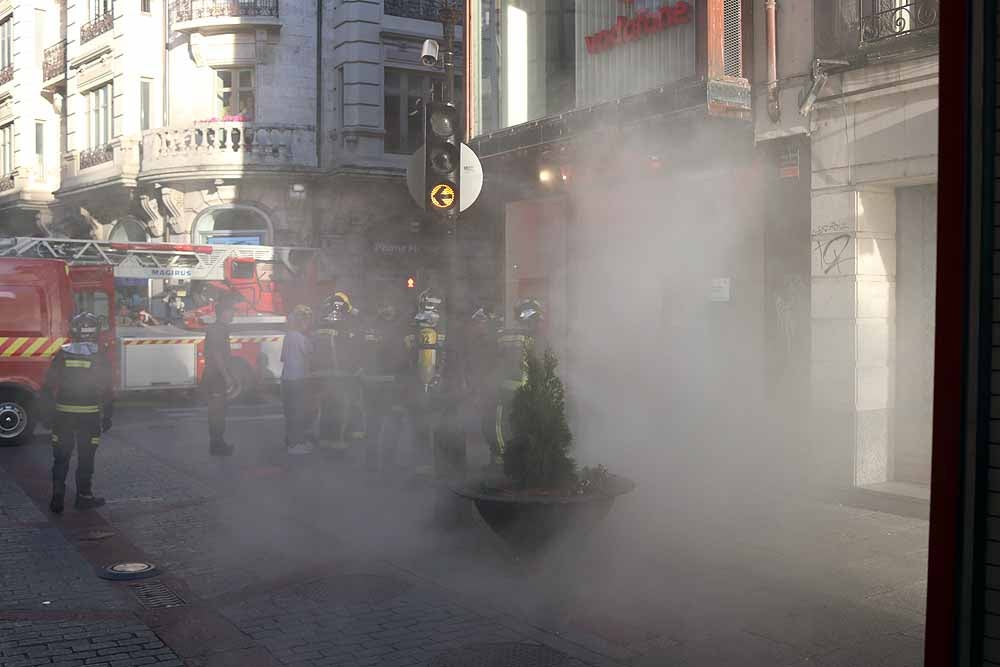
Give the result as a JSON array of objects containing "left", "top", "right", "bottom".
[{"left": 424, "top": 101, "right": 460, "bottom": 217}]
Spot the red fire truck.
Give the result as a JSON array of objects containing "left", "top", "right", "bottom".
[{"left": 0, "top": 238, "right": 326, "bottom": 446}]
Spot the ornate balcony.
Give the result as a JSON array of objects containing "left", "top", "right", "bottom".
[
  {"left": 80, "top": 144, "right": 114, "bottom": 170},
  {"left": 385, "top": 0, "right": 452, "bottom": 22},
  {"left": 0, "top": 64, "right": 12, "bottom": 87},
  {"left": 43, "top": 40, "right": 67, "bottom": 84},
  {"left": 815, "top": 0, "right": 939, "bottom": 61},
  {"left": 80, "top": 11, "right": 113, "bottom": 44},
  {"left": 0, "top": 173, "right": 14, "bottom": 193},
  {"left": 140, "top": 122, "right": 317, "bottom": 180},
  {"left": 860, "top": 0, "right": 939, "bottom": 46},
  {"left": 170, "top": 0, "right": 280, "bottom": 31}
]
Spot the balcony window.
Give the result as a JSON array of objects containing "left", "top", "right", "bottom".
[
  {"left": 384, "top": 68, "right": 460, "bottom": 155},
  {"left": 171, "top": 0, "right": 280, "bottom": 23},
  {"left": 860, "top": 0, "right": 939, "bottom": 45},
  {"left": 815, "top": 0, "right": 939, "bottom": 59},
  {"left": 0, "top": 15, "right": 12, "bottom": 76},
  {"left": 81, "top": 0, "right": 114, "bottom": 44},
  {"left": 1, "top": 123, "right": 12, "bottom": 176},
  {"left": 35, "top": 121, "right": 44, "bottom": 176},
  {"left": 384, "top": 0, "right": 441, "bottom": 22},
  {"left": 141, "top": 79, "right": 152, "bottom": 131},
  {"left": 87, "top": 83, "right": 112, "bottom": 149},
  {"left": 90, "top": 0, "right": 113, "bottom": 19},
  {"left": 216, "top": 68, "right": 254, "bottom": 121}
]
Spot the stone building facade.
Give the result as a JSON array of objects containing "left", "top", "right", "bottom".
[
  {"left": 753, "top": 1, "right": 939, "bottom": 507},
  {"left": 0, "top": 0, "right": 494, "bottom": 306}
]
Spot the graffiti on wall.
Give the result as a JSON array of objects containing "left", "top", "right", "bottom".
[{"left": 814, "top": 234, "right": 854, "bottom": 275}]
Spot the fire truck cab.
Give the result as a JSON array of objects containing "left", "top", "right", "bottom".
[{"left": 0, "top": 258, "right": 78, "bottom": 445}]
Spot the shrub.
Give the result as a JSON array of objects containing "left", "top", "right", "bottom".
[{"left": 504, "top": 344, "right": 576, "bottom": 489}]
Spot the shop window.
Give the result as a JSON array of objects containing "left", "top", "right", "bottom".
[
  {"left": 193, "top": 206, "right": 272, "bottom": 245},
  {"left": 109, "top": 219, "right": 149, "bottom": 242},
  {"left": 216, "top": 68, "right": 254, "bottom": 120}
]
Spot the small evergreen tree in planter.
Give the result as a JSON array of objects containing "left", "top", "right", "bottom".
[
  {"left": 455, "top": 343, "right": 634, "bottom": 554},
  {"left": 503, "top": 346, "right": 576, "bottom": 492}
]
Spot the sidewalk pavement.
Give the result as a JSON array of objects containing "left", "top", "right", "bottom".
[{"left": 0, "top": 398, "right": 928, "bottom": 666}]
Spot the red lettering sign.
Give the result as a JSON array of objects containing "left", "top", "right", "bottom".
[{"left": 584, "top": 0, "right": 691, "bottom": 55}]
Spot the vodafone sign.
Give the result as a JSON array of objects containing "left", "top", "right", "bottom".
[{"left": 584, "top": 0, "right": 692, "bottom": 55}]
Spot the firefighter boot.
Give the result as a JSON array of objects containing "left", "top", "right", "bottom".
[
  {"left": 49, "top": 487, "right": 65, "bottom": 514},
  {"left": 74, "top": 494, "right": 106, "bottom": 510}
]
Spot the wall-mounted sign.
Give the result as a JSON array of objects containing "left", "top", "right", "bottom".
[
  {"left": 709, "top": 277, "right": 731, "bottom": 302},
  {"left": 585, "top": 1, "right": 691, "bottom": 55},
  {"left": 779, "top": 145, "right": 800, "bottom": 179}
]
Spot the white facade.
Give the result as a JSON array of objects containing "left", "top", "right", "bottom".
[
  {"left": 0, "top": 0, "right": 451, "bottom": 252},
  {"left": 753, "top": 4, "right": 939, "bottom": 501}
]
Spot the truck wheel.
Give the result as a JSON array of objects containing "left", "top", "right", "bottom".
[
  {"left": 0, "top": 392, "right": 35, "bottom": 446},
  {"left": 226, "top": 361, "right": 257, "bottom": 403}
]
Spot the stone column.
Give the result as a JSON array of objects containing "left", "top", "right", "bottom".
[{"left": 810, "top": 187, "right": 896, "bottom": 488}]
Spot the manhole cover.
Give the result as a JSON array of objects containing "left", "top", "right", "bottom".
[
  {"left": 130, "top": 581, "right": 186, "bottom": 609},
  {"left": 428, "top": 642, "right": 578, "bottom": 667},
  {"left": 98, "top": 561, "right": 160, "bottom": 581},
  {"left": 293, "top": 574, "right": 411, "bottom": 606}
]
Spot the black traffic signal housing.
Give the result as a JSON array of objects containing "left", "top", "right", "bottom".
[{"left": 424, "top": 101, "right": 460, "bottom": 218}]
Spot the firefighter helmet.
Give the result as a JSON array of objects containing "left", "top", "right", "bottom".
[
  {"left": 514, "top": 298, "right": 543, "bottom": 324},
  {"left": 322, "top": 291, "right": 354, "bottom": 322},
  {"left": 70, "top": 312, "right": 101, "bottom": 342},
  {"left": 417, "top": 289, "right": 443, "bottom": 313}
]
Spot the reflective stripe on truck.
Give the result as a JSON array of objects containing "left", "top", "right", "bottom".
[{"left": 0, "top": 337, "right": 68, "bottom": 357}]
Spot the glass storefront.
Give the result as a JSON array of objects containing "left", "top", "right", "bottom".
[{"left": 468, "top": 0, "right": 696, "bottom": 136}]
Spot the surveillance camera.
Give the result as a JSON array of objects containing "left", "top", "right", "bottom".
[{"left": 421, "top": 39, "right": 440, "bottom": 67}]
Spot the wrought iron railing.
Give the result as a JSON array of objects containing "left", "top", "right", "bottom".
[
  {"left": 80, "top": 144, "right": 114, "bottom": 170},
  {"left": 859, "top": 0, "right": 939, "bottom": 45},
  {"left": 0, "top": 64, "right": 12, "bottom": 86},
  {"left": 385, "top": 0, "right": 449, "bottom": 22},
  {"left": 0, "top": 173, "right": 14, "bottom": 192},
  {"left": 43, "top": 40, "right": 66, "bottom": 82},
  {"left": 81, "top": 11, "right": 113, "bottom": 44},
  {"left": 170, "top": 0, "right": 279, "bottom": 23}
]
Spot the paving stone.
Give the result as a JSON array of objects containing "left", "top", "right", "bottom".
[{"left": 0, "top": 621, "right": 183, "bottom": 667}]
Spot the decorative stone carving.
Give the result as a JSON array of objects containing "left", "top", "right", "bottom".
[
  {"left": 160, "top": 187, "right": 187, "bottom": 234},
  {"left": 139, "top": 194, "right": 164, "bottom": 237}
]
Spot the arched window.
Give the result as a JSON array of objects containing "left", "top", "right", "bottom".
[
  {"left": 192, "top": 206, "right": 272, "bottom": 245},
  {"left": 109, "top": 218, "right": 149, "bottom": 242}
]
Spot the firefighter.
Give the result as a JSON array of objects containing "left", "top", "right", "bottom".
[
  {"left": 482, "top": 298, "right": 545, "bottom": 468},
  {"left": 315, "top": 291, "right": 365, "bottom": 448},
  {"left": 364, "top": 303, "right": 410, "bottom": 472},
  {"left": 43, "top": 312, "right": 114, "bottom": 514},
  {"left": 204, "top": 297, "right": 237, "bottom": 456}
]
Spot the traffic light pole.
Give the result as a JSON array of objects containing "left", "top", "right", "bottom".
[{"left": 440, "top": 1, "right": 462, "bottom": 483}]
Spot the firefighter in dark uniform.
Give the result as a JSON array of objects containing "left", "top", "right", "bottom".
[
  {"left": 482, "top": 298, "right": 544, "bottom": 468},
  {"left": 43, "top": 312, "right": 114, "bottom": 514}
]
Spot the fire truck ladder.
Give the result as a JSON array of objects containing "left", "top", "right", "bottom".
[{"left": 0, "top": 237, "right": 316, "bottom": 282}]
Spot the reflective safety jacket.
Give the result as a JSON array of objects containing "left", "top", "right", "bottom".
[{"left": 43, "top": 342, "right": 114, "bottom": 416}]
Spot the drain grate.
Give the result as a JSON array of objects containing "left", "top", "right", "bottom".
[
  {"left": 428, "top": 642, "right": 579, "bottom": 667},
  {"left": 130, "top": 581, "right": 186, "bottom": 609}
]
